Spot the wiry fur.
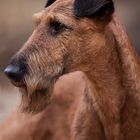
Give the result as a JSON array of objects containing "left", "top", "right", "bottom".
[
  {"left": 2, "top": 0, "right": 140, "bottom": 140},
  {"left": 0, "top": 72, "right": 88, "bottom": 140}
]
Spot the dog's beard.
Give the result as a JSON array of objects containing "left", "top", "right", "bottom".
[
  {"left": 19, "top": 81, "right": 54, "bottom": 114},
  {"left": 18, "top": 66, "right": 64, "bottom": 114}
]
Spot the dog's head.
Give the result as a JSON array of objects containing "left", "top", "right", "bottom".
[{"left": 4, "top": 0, "right": 114, "bottom": 113}]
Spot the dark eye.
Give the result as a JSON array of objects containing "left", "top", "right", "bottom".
[{"left": 49, "top": 20, "right": 67, "bottom": 35}]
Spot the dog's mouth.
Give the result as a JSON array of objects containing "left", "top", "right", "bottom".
[
  {"left": 17, "top": 73, "right": 63, "bottom": 114},
  {"left": 11, "top": 80, "right": 26, "bottom": 88},
  {"left": 18, "top": 85, "right": 52, "bottom": 114},
  {"left": 7, "top": 64, "right": 66, "bottom": 114}
]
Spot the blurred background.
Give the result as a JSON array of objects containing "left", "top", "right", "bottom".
[{"left": 0, "top": 0, "right": 140, "bottom": 122}]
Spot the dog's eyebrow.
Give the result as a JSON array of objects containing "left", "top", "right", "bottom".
[{"left": 45, "top": 0, "right": 56, "bottom": 8}]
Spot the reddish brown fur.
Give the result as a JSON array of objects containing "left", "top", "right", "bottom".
[
  {"left": 0, "top": 72, "right": 87, "bottom": 140},
  {"left": 1, "top": 0, "right": 140, "bottom": 140}
]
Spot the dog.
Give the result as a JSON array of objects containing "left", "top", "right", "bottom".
[{"left": 3, "top": 0, "right": 140, "bottom": 139}]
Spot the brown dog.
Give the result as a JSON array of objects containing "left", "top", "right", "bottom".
[
  {"left": 2, "top": 0, "right": 140, "bottom": 139},
  {"left": 0, "top": 72, "right": 88, "bottom": 140}
]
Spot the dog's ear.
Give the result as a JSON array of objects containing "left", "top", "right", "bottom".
[
  {"left": 74, "top": 0, "right": 114, "bottom": 21},
  {"left": 45, "top": 0, "right": 56, "bottom": 8}
]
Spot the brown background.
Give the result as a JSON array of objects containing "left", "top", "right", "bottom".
[{"left": 0, "top": 0, "right": 140, "bottom": 122}]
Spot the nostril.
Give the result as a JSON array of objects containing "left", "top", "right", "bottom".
[{"left": 4, "top": 65, "right": 21, "bottom": 82}]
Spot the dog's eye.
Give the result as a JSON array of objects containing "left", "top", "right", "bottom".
[
  {"left": 49, "top": 20, "right": 67, "bottom": 35},
  {"left": 53, "top": 22, "right": 65, "bottom": 31}
]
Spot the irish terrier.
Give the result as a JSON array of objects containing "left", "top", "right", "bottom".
[{"left": 3, "top": 0, "right": 140, "bottom": 139}]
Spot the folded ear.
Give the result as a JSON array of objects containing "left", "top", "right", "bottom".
[
  {"left": 74, "top": 0, "right": 114, "bottom": 21},
  {"left": 45, "top": 0, "right": 56, "bottom": 8}
]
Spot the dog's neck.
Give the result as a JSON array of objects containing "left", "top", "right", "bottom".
[{"left": 72, "top": 16, "right": 140, "bottom": 140}]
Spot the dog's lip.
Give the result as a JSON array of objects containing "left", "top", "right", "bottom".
[
  {"left": 11, "top": 80, "right": 26, "bottom": 88},
  {"left": 14, "top": 72, "right": 63, "bottom": 93}
]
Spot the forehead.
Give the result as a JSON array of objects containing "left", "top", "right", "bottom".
[
  {"left": 34, "top": 0, "right": 94, "bottom": 28},
  {"left": 34, "top": 0, "right": 76, "bottom": 26}
]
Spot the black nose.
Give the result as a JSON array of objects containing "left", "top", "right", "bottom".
[{"left": 4, "top": 64, "right": 22, "bottom": 82}]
